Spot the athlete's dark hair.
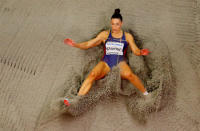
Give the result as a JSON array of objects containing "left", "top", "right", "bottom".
[{"left": 111, "top": 8, "right": 123, "bottom": 21}]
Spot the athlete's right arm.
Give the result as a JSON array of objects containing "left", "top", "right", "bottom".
[{"left": 74, "top": 31, "right": 105, "bottom": 50}]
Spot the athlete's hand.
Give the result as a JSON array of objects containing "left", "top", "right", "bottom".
[
  {"left": 140, "top": 49, "right": 151, "bottom": 56},
  {"left": 64, "top": 38, "right": 76, "bottom": 47}
]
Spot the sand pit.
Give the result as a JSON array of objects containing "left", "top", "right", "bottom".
[
  {"left": 47, "top": 36, "right": 175, "bottom": 123},
  {"left": 0, "top": 0, "right": 200, "bottom": 131}
]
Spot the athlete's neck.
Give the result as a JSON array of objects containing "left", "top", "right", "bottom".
[
  {"left": 112, "top": 29, "right": 122, "bottom": 34},
  {"left": 111, "top": 29, "right": 123, "bottom": 39}
]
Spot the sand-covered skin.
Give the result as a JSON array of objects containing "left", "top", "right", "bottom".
[{"left": 0, "top": 0, "right": 200, "bottom": 131}]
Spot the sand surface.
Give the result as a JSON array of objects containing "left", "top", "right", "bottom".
[{"left": 0, "top": 0, "right": 200, "bottom": 131}]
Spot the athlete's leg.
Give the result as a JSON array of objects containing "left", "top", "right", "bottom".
[
  {"left": 78, "top": 61, "right": 111, "bottom": 96},
  {"left": 119, "top": 61, "right": 148, "bottom": 94}
]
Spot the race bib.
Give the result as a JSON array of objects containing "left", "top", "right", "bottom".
[{"left": 105, "top": 41, "right": 124, "bottom": 55}]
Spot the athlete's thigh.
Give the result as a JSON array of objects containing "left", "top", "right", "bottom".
[
  {"left": 118, "top": 61, "right": 134, "bottom": 79},
  {"left": 89, "top": 61, "right": 110, "bottom": 80}
]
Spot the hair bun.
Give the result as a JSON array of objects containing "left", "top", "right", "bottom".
[{"left": 114, "top": 8, "right": 120, "bottom": 14}]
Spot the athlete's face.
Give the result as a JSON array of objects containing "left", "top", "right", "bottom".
[{"left": 111, "top": 18, "right": 123, "bottom": 32}]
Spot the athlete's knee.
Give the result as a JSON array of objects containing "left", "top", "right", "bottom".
[
  {"left": 89, "top": 70, "right": 99, "bottom": 79},
  {"left": 122, "top": 71, "right": 135, "bottom": 79}
]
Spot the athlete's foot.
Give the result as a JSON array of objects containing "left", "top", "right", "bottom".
[
  {"left": 143, "top": 91, "right": 152, "bottom": 101},
  {"left": 63, "top": 96, "right": 80, "bottom": 106},
  {"left": 64, "top": 97, "right": 71, "bottom": 106},
  {"left": 143, "top": 91, "right": 149, "bottom": 96}
]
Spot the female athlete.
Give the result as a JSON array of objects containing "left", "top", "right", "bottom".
[{"left": 64, "top": 8, "right": 151, "bottom": 106}]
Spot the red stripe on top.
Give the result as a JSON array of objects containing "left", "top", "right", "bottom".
[
  {"left": 123, "top": 46, "right": 128, "bottom": 55},
  {"left": 123, "top": 46, "right": 128, "bottom": 59}
]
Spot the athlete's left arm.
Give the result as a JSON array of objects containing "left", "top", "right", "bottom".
[{"left": 126, "top": 33, "right": 141, "bottom": 56}]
